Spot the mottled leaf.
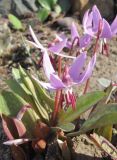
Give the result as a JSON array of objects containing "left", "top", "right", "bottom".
[
  {"left": 68, "top": 103, "right": 117, "bottom": 136},
  {"left": 58, "top": 91, "right": 106, "bottom": 124}
]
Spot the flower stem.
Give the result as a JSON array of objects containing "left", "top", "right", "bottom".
[
  {"left": 83, "top": 20, "right": 102, "bottom": 94},
  {"left": 52, "top": 57, "right": 62, "bottom": 125},
  {"left": 83, "top": 78, "right": 90, "bottom": 94}
]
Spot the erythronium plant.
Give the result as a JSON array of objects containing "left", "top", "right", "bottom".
[
  {"left": 83, "top": 5, "right": 117, "bottom": 56},
  {"left": 49, "top": 22, "right": 92, "bottom": 55},
  {"left": 0, "top": 5, "right": 117, "bottom": 160}
]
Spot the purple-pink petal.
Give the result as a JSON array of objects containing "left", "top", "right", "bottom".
[
  {"left": 49, "top": 37, "right": 67, "bottom": 53},
  {"left": 50, "top": 73, "right": 65, "bottom": 89},
  {"left": 100, "top": 19, "right": 112, "bottom": 38},
  {"left": 43, "top": 52, "right": 55, "bottom": 80},
  {"left": 79, "top": 34, "right": 92, "bottom": 48},
  {"left": 71, "top": 22, "right": 79, "bottom": 40},
  {"left": 29, "top": 26, "right": 44, "bottom": 50},
  {"left": 78, "top": 54, "right": 96, "bottom": 83},
  {"left": 82, "top": 9, "right": 90, "bottom": 30},
  {"left": 83, "top": 10, "right": 94, "bottom": 36},
  {"left": 69, "top": 52, "right": 87, "bottom": 82},
  {"left": 92, "top": 5, "right": 101, "bottom": 32},
  {"left": 32, "top": 76, "right": 56, "bottom": 90},
  {"left": 111, "top": 15, "right": 117, "bottom": 35}
]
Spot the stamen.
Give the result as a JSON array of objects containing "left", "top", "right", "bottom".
[{"left": 64, "top": 90, "right": 76, "bottom": 110}]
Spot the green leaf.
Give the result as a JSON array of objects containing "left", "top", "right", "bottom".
[
  {"left": 12, "top": 68, "right": 21, "bottom": 80},
  {"left": 49, "top": 0, "right": 58, "bottom": 8},
  {"left": 37, "top": 8, "right": 50, "bottom": 22},
  {"left": 68, "top": 103, "right": 117, "bottom": 137},
  {"left": 37, "top": 0, "right": 58, "bottom": 10},
  {"left": 30, "top": 75, "right": 54, "bottom": 110},
  {"left": 12, "top": 67, "right": 54, "bottom": 122},
  {"left": 18, "top": 66, "right": 50, "bottom": 121},
  {"left": 8, "top": 14, "right": 23, "bottom": 30},
  {"left": 37, "top": 0, "right": 51, "bottom": 11},
  {"left": 58, "top": 91, "right": 106, "bottom": 125},
  {"left": 0, "top": 90, "right": 39, "bottom": 137},
  {"left": 0, "top": 90, "right": 26, "bottom": 116},
  {"left": 53, "top": 123, "right": 75, "bottom": 132}
]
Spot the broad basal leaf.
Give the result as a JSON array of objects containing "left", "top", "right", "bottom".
[
  {"left": 18, "top": 66, "right": 49, "bottom": 121},
  {"left": 68, "top": 103, "right": 117, "bottom": 136},
  {"left": 58, "top": 91, "right": 106, "bottom": 125}
]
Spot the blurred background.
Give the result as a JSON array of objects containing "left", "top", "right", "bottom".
[{"left": 0, "top": 0, "right": 117, "bottom": 22}]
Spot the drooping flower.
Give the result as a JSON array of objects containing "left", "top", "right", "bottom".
[
  {"left": 49, "top": 22, "right": 92, "bottom": 53},
  {"left": 83, "top": 5, "right": 117, "bottom": 55},
  {"left": 28, "top": 26, "right": 96, "bottom": 108},
  {"left": 28, "top": 26, "right": 75, "bottom": 59},
  {"left": 83, "top": 5, "right": 117, "bottom": 39},
  {"left": 33, "top": 49, "right": 96, "bottom": 108}
]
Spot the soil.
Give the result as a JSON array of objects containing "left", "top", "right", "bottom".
[{"left": 0, "top": 15, "right": 117, "bottom": 160}]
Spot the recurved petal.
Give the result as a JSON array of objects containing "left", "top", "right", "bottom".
[
  {"left": 100, "top": 19, "right": 112, "bottom": 38},
  {"left": 50, "top": 73, "right": 65, "bottom": 89},
  {"left": 71, "top": 22, "right": 79, "bottom": 40},
  {"left": 49, "top": 37, "right": 67, "bottom": 53},
  {"left": 83, "top": 10, "right": 94, "bottom": 36},
  {"left": 79, "top": 34, "right": 92, "bottom": 48},
  {"left": 82, "top": 9, "right": 90, "bottom": 30},
  {"left": 69, "top": 52, "right": 87, "bottom": 82},
  {"left": 32, "top": 76, "right": 56, "bottom": 90},
  {"left": 27, "top": 40, "right": 40, "bottom": 49},
  {"left": 43, "top": 52, "right": 55, "bottom": 80},
  {"left": 92, "top": 5, "right": 102, "bottom": 32},
  {"left": 111, "top": 15, "right": 117, "bottom": 35},
  {"left": 78, "top": 54, "right": 96, "bottom": 83},
  {"left": 29, "top": 26, "right": 44, "bottom": 50}
]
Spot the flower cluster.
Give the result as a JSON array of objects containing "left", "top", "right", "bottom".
[
  {"left": 2, "top": 6, "right": 117, "bottom": 158},
  {"left": 28, "top": 5, "right": 117, "bottom": 111}
]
